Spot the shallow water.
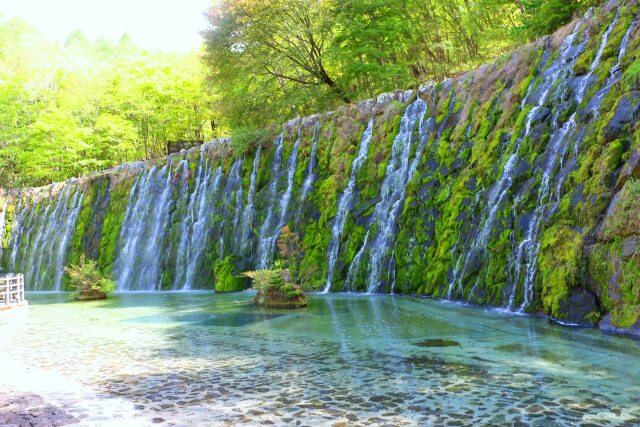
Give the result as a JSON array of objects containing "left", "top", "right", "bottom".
[{"left": 1, "top": 293, "right": 640, "bottom": 426}]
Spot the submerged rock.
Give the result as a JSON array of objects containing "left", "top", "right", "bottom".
[{"left": 414, "top": 339, "right": 461, "bottom": 347}]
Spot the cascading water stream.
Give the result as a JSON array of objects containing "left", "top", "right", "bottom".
[
  {"left": 8, "top": 185, "right": 85, "bottom": 290},
  {"left": 218, "top": 158, "right": 244, "bottom": 258},
  {"left": 345, "top": 99, "right": 428, "bottom": 293},
  {"left": 141, "top": 161, "right": 183, "bottom": 290},
  {"left": 323, "top": 117, "right": 374, "bottom": 293},
  {"left": 238, "top": 146, "right": 262, "bottom": 255},
  {"left": 296, "top": 122, "right": 320, "bottom": 222},
  {"left": 114, "top": 168, "right": 153, "bottom": 290},
  {"left": 257, "top": 129, "right": 300, "bottom": 268},
  {"left": 575, "top": 10, "right": 620, "bottom": 102},
  {"left": 25, "top": 189, "right": 69, "bottom": 290},
  {"left": 54, "top": 190, "right": 85, "bottom": 291},
  {"left": 0, "top": 198, "right": 8, "bottom": 265},
  {"left": 512, "top": 11, "right": 627, "bottom": 311},
  {"left": 448, "top": 19, "right": 586, "bottom": 301},
  {"left": 587, "top": 14, "right": 638, "bottom": 116},
  {"left": 255, "top": 135, "right": 284, "bottom": 268},
  {"left": 115, "top": 160, "right": 178, "bottom": 291},
  {"left": 8, "top": 197, "right": 26, "bottom": 272},
  {"left": 174, "top": 156, "right": 208, "bottom": 289},
  {"left": 231, "top": 162, "right": 245, "bottom": 238},
  {"left": 184, "top": 166, "right": 223, "bottom": 290}
]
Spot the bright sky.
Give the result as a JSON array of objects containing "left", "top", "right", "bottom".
[{"left": 0, "top": 0, "right": 212, "bottom": 52}]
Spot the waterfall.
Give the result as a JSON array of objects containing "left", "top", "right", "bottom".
[
  {"left": 54, "top": 190, "right": 85, "bottom": 291},
  {"left": 512, "top": 11, "right": 626, "bottom": 311},
  {"left": 218, "top": 158, "right": 244, "bottom": 258},
  {"left": 296, "top": 122, "right": 320, "bottom": 222},
  {"left": 184, "top": 166, "right": 223, "bottom": 290},
  {"left": 172, "top": 155, "right": 226, "bottom": 290},
  {"left": 449, "top": 18, "right": 586, "bottom": 302},
  {"left": 231, "top": 162, "right": 245, "bottom": 245},
  {"left": 588, "top": 15, "right": 638, "bottom": 116},
  {"left": 608, "top": 15, "right": 638, "bottom": 82},
  {"left": 238, "top": 146, "right": 262, "bottom": 256},
  {"left": 345, "top": 99, "right": 428, "bottom": 293},
  {"left": 8, "top": 197, "right": 26, "bottom": 272},
  {"left": 8, "top": 186, "right": 84, "bottom": 290},
  {"left": 174, "top": 156, "right": 207, "bottom": 289},
  {"left": 256, "top": 134, "right": 284, "bottom": 268},
  {"left": 575, "top": 10, "right": 619, "bottom": 102},
  {"left": 113, "top": 170, "right": 146, "bottom": 290},
  {"left": 24, "top": 190, "right": 66, "bottom": 290},
  {"left": 0, "top": 197, "right": 8, "bottom": 266},
  {"left": 115, "top": 160, "right": 178, "bottom": 291},
  {"left": 323, "top": 117, "right": 374, "bottom": 293},
  {"left": 256, "top": 130, "right": 301, "bottom": 268},
  {"left": 139, "top": 160, "right": 183, "bottom": 289}
]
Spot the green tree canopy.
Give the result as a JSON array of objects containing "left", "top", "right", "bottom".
[
  {"left": 0, "top": 18, "right": 217, "bottom": 188},
  {"left": 203, "top": 0, "right": 598, "bottom": 131}
]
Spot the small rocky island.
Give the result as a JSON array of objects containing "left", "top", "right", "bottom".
[
  {"left": 244, "top": 270, "right": 307, "bottom": 309},
  {"left": 65, "top": 256, "right": 115, "bottom": 301}
]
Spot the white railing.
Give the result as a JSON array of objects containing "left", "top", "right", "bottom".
[{"left": 0, "top": 274, "right": 25, "bottom": 306}]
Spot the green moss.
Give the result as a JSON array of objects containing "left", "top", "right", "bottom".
[
  {"left": 611, "top": 305, "right": 640, "bottom": 328},
  {"left": 214, "top": 256, "right": 249, "bottom": 292},
  {"left": 537, "top": 225, "right": 584, "bottom": 317},
  {"left": 98, "top": 175, "right": 134, "bottom": 275},
  {"left": 602, "top": 179, "right": 640, "bottom": 239}
]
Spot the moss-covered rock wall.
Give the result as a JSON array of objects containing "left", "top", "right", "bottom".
[{"left": 1, "top": 1, "right": 640, "bottom": 328}]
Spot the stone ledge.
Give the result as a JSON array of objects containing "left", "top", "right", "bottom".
[{"left": 599, "top": 313, "right": 640, "bottom": 340}]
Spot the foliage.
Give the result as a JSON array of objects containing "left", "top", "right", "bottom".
[
  {"left": 517, "top": 0, "right": 595, "bottom": 39},
  {"left": 0, "top": 19, "right": 217, "bottom": 188},
  {"left": 202, "top": 0, "right": 593, "bottom": 134},
  {"left": 611, "top": 305, "right": 640, "bottom": 328},
  {"left": 64, "top": 255, "right": 115, "bottom": 299},
  {"left": 602, "top": 179, "right": 640, "bottom": 239},
  {"left": 241, "top": 269, "right": 302, "bottom": 298},
  {"left": 241, "top": 269, "right": 283, "bottom": 290}
]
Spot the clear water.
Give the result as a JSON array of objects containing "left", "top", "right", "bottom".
[{"left": 2, "top": 293, "right": 640, "bottom": 426}]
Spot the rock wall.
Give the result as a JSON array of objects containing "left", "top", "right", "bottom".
[{"left": 1, "top": 1, "right": 640, "bottom": 328}]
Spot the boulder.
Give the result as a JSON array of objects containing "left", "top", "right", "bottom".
[
  {"left": 622, "top": 236, "right": 638, "bottom": 258},
  {"left": 74, "top": 290, "right": 108, "bottom": 301},
  {"left": 554, "top": 289, "right": 598, "bottom": 326},
  {"left": 603, "top": 94, "right": 640, "bottom": 142},
  {"left": 462, "top": 246, "right": 484, "bottom": 279},
  {"left": 599, "top": 313, "right": 640, "bottom": 340},
  {"left": 616, "top": 150, "right": 640, "bottom": 190},
  {"left": 254, "top": 286, "right": 307, "bottom": 309}
]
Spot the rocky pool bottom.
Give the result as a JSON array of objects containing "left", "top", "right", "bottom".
[{"left": 1, "top": 293, "right": 639, "bottom": 426}]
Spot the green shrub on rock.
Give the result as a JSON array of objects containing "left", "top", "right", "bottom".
[
  {"left": 242, "top": 269, "right": 307, "bottom": 308},
  {"left": 65, "top": 255, "right": 115, "bottom": 301}
]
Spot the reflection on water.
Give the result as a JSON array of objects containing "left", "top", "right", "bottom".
[{"left": 1, "top": 292, "right": 640, "bottom": 425}]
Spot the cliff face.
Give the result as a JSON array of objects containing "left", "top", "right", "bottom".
[{"left": 1, "top": 1, "right": 640, "bottom": 327}]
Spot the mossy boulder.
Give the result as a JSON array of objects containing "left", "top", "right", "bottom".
[
  {"left": 600, "top": 312, "right": 640, "bottom": 339},
  {"left": 74, "top": 289, "right": 109, "bottom": 301}
]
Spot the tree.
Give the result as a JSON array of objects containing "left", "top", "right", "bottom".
[
  {"left": 0, "top": 18, "right": 217, "bottom": 188},
  {"left": 203, "top": 0, "right": 591, "bottom": 135},
  {"left": 203, "top": 0, "right": 344, "bottom": 129}
]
